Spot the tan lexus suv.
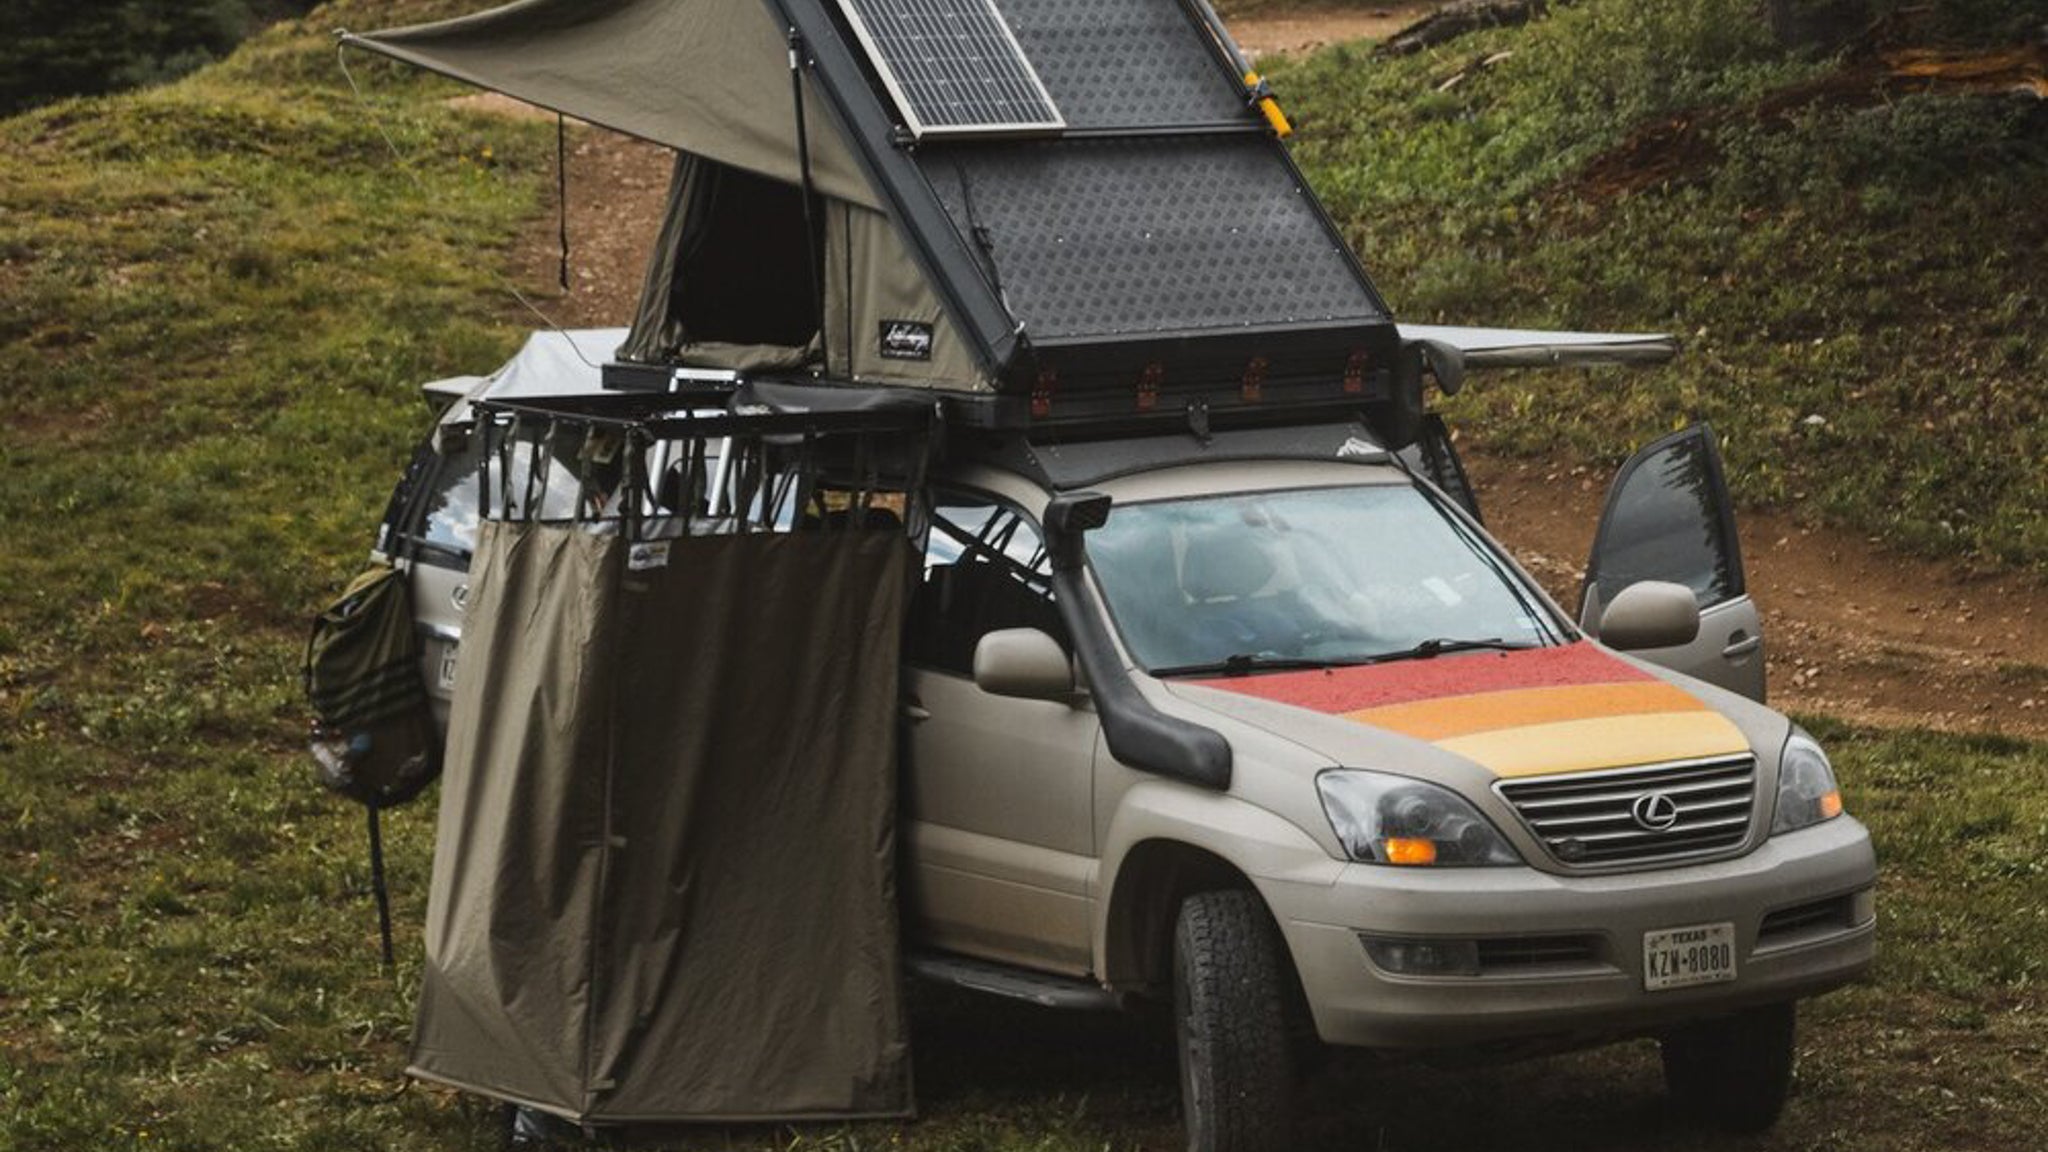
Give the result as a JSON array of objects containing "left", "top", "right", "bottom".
[{"left": 376, "top": 331, "right": 1877, "bottom": 1151}]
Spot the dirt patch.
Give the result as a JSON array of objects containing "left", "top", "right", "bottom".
[
  {"left": 454, "top": 102, "right": 673, "bottom": 330},
  {"left": 1231, "top": 5, "right": 1435, "bottom": 59},
  {"left": 1466, "top": 449, "right": 2048, "bottom": 738}
]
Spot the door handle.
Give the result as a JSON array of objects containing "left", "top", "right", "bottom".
[
  {"left": 1722, "top": 633, "right": 1762, "bottom": 659},
  {"left": 902, "top": 703, "right": 932, "bottom": 723}
]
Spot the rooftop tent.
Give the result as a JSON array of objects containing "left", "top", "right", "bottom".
[{"left": 345, "top": 0, "right": 1409, "bottom": 422}]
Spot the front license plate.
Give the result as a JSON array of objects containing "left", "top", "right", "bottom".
[
  {"left": 437, "top": 644, "right": 460, "bottom": 692},
  {"left": 1643, "top": 922, "right": 1737, "bottom": 991}
]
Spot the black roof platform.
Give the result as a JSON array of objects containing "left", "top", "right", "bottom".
[{"left": 772, "top": 0, "right": 1404, "bottom": 424}]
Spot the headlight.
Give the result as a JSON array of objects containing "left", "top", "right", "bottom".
[
  {"left": 1317, "top": 771, "right": 1520, "bottom": 865},
  {"left": 1771, "top": 728, "right": 1845, "bottom": 835}
]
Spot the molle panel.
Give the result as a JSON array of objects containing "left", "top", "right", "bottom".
[
  {"left": 997, "top": 0, "right": 1248, "bottom": 128},
  {"left": 925, "top": 136, "right": 1382, "bottom": 340}
]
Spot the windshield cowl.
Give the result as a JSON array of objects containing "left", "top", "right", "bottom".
[{"left": 1150, "top": 638, "right": 1541, "bottom": 679}]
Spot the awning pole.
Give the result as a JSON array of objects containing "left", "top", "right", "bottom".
[{"left": 367, "top": 801, "right": 395, "bottom": 971}]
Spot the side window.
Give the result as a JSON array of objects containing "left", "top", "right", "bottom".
[
  {"left": 376, "top": 441, "right": 435, "bottom": 558},
  {"left": 1587, "top": 425, "right": 1744, "bottom": 611},
  {"left": 1395, "top": 414, "right": 1482, "bottom": 523},
  {"left": 389, "top": 423, "right": 590, "bottom": 570},
  {"left": 906, "top": 494, "right": 1067, "bottom": 675}
]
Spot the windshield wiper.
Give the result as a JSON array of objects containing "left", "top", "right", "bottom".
[
  {"left": 1365, "top": 637, "right": 1536, "bottom": 664},
  {"left": 1150, "top": 653, "right": 1352, "bottom": 678}
]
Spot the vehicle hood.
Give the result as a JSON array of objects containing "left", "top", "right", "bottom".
[{"left": 1161, "top": 642, "right": 1750, "bottom": 780}]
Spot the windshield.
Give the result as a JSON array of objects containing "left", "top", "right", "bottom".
[{"left": 1085, "top": 485, "right": 1564, "bottom": 674}]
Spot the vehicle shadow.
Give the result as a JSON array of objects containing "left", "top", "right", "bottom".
[{"left": 909, "top": 986, "right": 1745, "bottom": 1151}]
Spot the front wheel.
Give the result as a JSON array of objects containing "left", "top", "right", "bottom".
[
  {"left": 1660, "top": 1001, "right": 1797, "bottom": 1133},
  {"left": 1173, "top": 889, "right": 1295, "bottom": 1152}
]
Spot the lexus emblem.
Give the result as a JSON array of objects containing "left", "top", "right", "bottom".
[{"left": 1631, "top": 792, "right": 1681, "bottom": 832}]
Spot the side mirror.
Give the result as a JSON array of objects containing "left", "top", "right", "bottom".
[
  {"left": 1595, "top": 580, "right": 1702, "bottom": 651},
  {"left": 973, "top": 628, "right": 1075, "bottom": 701}
]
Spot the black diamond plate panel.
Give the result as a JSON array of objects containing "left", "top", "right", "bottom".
[
  {"left": 996, "top": 0, "right": 1247, "bottom": 128},
  {"left": 927, "top": 136, "right": 1382, "bottom": 340}
]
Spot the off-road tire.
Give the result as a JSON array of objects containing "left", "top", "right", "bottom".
[
  {"left": 1660, "top": 1001, "right": 1797, "bottom": 1133},
  {"left": 1172, "top": 889, "right": 1295, "bottom": 1152}
]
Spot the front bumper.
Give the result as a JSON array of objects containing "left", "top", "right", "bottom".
[{"left": 1257, "top": 815, "right": 1877, "bottom": 1049}]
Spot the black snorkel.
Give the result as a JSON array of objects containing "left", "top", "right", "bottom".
[{"left": 1043, "top": 493, "right": 1233, "bottom": 790}]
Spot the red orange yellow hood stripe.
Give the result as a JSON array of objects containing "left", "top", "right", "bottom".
[{"left": 1193, "top": 643, "right": 1747, "bottom": 778}]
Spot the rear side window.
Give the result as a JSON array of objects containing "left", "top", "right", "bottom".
[
  {"left": 907, "top": 495, "right": 1067, "bottom": 675},
  {"left": 387, "top": 424, "right": 589, "bottom": 570}
]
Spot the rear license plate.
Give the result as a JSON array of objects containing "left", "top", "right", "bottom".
[
  {"left": 437, "top": 644, "right": 460, "bottom": 692},
  {"left": 1643, "top": 922, "right": 1737, "bottom": 991}
]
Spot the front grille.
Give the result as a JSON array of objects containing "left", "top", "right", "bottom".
[{"left": 1496, "top": 755, "right": 1757, "bottom": 868}]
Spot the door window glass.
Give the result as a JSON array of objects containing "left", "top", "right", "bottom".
[
  {"left": 1590, "top": 428, "right": 1742, "bottom": 610},
  {"left": 908, "top": 496, "right": 1066, "bottom": 674}
]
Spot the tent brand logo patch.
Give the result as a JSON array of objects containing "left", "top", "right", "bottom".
[
  {"left": 1337, "top": 436, "right": 1378, "bottom": 458},
  {"left": 627, "top": 541, "right": 670, "bottom": 571},
  {"left": 878, "top": 320, "right": 933, "bottom": 361}
]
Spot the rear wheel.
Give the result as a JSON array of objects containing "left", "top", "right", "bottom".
[
  {"left": 1660, "top": 1001, "right": 1797, "bottom": 1133},
  {"left": 1172, "top": 890, "right": 1294, "bottom": 1152}
]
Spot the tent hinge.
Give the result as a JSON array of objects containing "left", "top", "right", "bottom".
[{"left": 1186, "top": 399, "right": 1211, "bottom": 444}]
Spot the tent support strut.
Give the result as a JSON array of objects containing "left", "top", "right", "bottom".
[{"left": 788, "top": 30, "right": 828, "bottom": 374}]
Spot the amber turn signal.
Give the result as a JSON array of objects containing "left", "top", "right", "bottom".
[{"left": 1384, "top": 837, "right": 1439, "bottom": 865}]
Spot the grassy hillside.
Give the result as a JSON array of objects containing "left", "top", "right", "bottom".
[
  {"left": 0, "top": 2, "right": 550, "bottom": 1146},
  {"left": 1272, "top": 0, "right": 2046, "bottom": 568},
  {"left": 0, "top": 1, "right": 2044, "bottom": 1150}
]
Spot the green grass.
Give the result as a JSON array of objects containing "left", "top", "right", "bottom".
[
  {"left": 0, "top": 5, "right": 552, "bottom": 1143},
  {"left": 1270, "top": 0, "right": 2048, "bottom": 569},
  {"left": 2, "top": 0, "right": 2046, "bottom": 1148}
]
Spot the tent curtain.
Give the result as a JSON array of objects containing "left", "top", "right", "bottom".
[{"left": 411, "top": 520, "right": 915, "bottom": 1122}]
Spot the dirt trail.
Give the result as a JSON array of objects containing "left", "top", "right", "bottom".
[
  {"left": 1229, "top": 5, "right": 1433, "bottom": 59},
  {"left": 458, "top": 14, "right": 2048, "bottom": 740},
  {"left": 1469, "top": 452, "right": 2048, "bottom": 738}
]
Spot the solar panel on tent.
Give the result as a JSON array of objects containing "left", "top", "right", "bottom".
[{"left": 834, "top": 0, "right": 1064, "bottom": 138}]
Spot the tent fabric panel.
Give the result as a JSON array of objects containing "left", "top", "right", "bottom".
[
  {"left": 619, "top": 153, "right": 696, "bottom": 366},
  {"left": 351, "top": 0, "right": 881, "bottom": 209},
  {"left": 590, "top": 530, "right": 914, "bottom": 1119},
  {"left": 409, "top": 522, "right": 620, "bottom": 1116},
  {"left": 825, "top": 200, "right": 989, "bottom": 391},
  {"left": 410, "top": 522, "right": 914, "bottom": 1121}
]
